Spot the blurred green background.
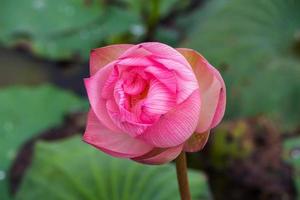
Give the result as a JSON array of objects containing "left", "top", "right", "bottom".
[{"left": 0, "top": 0, "right": 300, "bottom": 199}]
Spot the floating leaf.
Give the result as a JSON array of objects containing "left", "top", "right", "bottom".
[
  {"left": 0, "top": 85, "right": 87, "bottom": 199},
  {"left": 16, "top": 136, "right": 211, "bottom": 200},
  {"left": 0, "top": 0, "right": 141, "bottom": 60},
  {"left": 182, "top": 0, "right": 300, "bottom": 130}
]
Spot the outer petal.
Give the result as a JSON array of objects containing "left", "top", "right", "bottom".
[
  {"left": 138, "top": 90, "right": 201, "bottom": 148},
  {"left": 183, "top": 131, "right": 210, "bottom": 152},
  {"left": 132, "top": 145, "right": 183, "bottom": 165},
  {"left": 119, "top": 42, "right": 192, "bottom": 69},
  {"left": 177, "top": 48, "right": 226, "bottom": 133},
  {"left": 117, "top": 56, "right": 154, "bottom": 67},
  {"left": 83, "top": 110, "right": 153, "bottom": 158},
  {"left": 90, "top": 44, "right": 133, "bottom": 75},
  {"left": 84, "top": 63, "right": 121, "bottom": 132}
]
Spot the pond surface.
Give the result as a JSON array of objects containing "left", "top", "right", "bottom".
[{"left": 0, "top": 48, "right": 88, "bottom": 96}]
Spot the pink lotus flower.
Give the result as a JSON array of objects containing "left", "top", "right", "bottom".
[{"left": 83, "top": 42, "right": 226, "bottom": 165}]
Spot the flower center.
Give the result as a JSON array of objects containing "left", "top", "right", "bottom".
[
  {"left": 129, "top": 84, "right": 149, "bottom": 108},
  {"left": 120, "top": 71, "right": 149, "bottom": 111}
]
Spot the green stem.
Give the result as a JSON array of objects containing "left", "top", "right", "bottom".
[{"left": 175, "top": 151, "right": 191, "bottom": 200}]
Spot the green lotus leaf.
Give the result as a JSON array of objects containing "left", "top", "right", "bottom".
[
  {"left": 182, "top": 0, "right": 300, "bottom": 131},
  {"left": 16, "top": 136, "right": 212, "bottom": 200},
  {"left": 0, "top": 85, "right": 87, "bottom": 199},
  {"left": 0, "top": 0, "right": 140, "bottom": 60}
]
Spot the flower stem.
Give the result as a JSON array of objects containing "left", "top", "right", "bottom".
[{"left": 175, "top": 151, "right": 191, "bottom": 200}]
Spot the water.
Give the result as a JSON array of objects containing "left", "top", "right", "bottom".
[{"left": 0, "top": 47, "right": 88, "bottom": 96}]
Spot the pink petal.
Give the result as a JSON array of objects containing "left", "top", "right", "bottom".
[
  {"left": 121, "top": 42, "right": 191, "bottom": 67},
  {"left": 138, "top": 90, "right": 201, "bottom": 148},
  {"left": 122, "top": 74, "right": 147, "bottom": 95},
  {"left": 183, "top": 131, "right": 210, "bottom": 152},
  {"left": 101, "top": 66, "right": 119, "bottom": 99},
  {"left": 154, "top": 58, "right": 199, "bottom": 104},
  {"left": 113, "top": 80, "right": 131, "bottom": 112},
  {"left": 144, "top": 65, "right": 177, "bottom": 93},
  {"left": 132, "top": 145, "right": 183, "bottom": 165},
  {"left": 154, "top": 58, "right": 195, "bottom": 81},
  {"left": 119, "top": 44, "right": 152, "bottom": 58},
  {"left": 106, "top": 99, "right": 151, "bottom": 138},
  {"left": 210, "top": 68, "right": 226, "bottom": 129},
  {"left": 117, "top": 56, "right": 154, "bottom": 67},
  {"left": 84, "top": 63, "right": 121, "bottom": 132},
  {"left": 90, "top": 44, "right": 133, "bottom": 75},
  {"left": 83, "top": 110, "right": 153, "bottom": 158},
  {"left": 143, "top": 79, "right": 176, "bottom": 115},
  {"left": 177, "top": 48, "right": 226, "bottom": 133}
]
